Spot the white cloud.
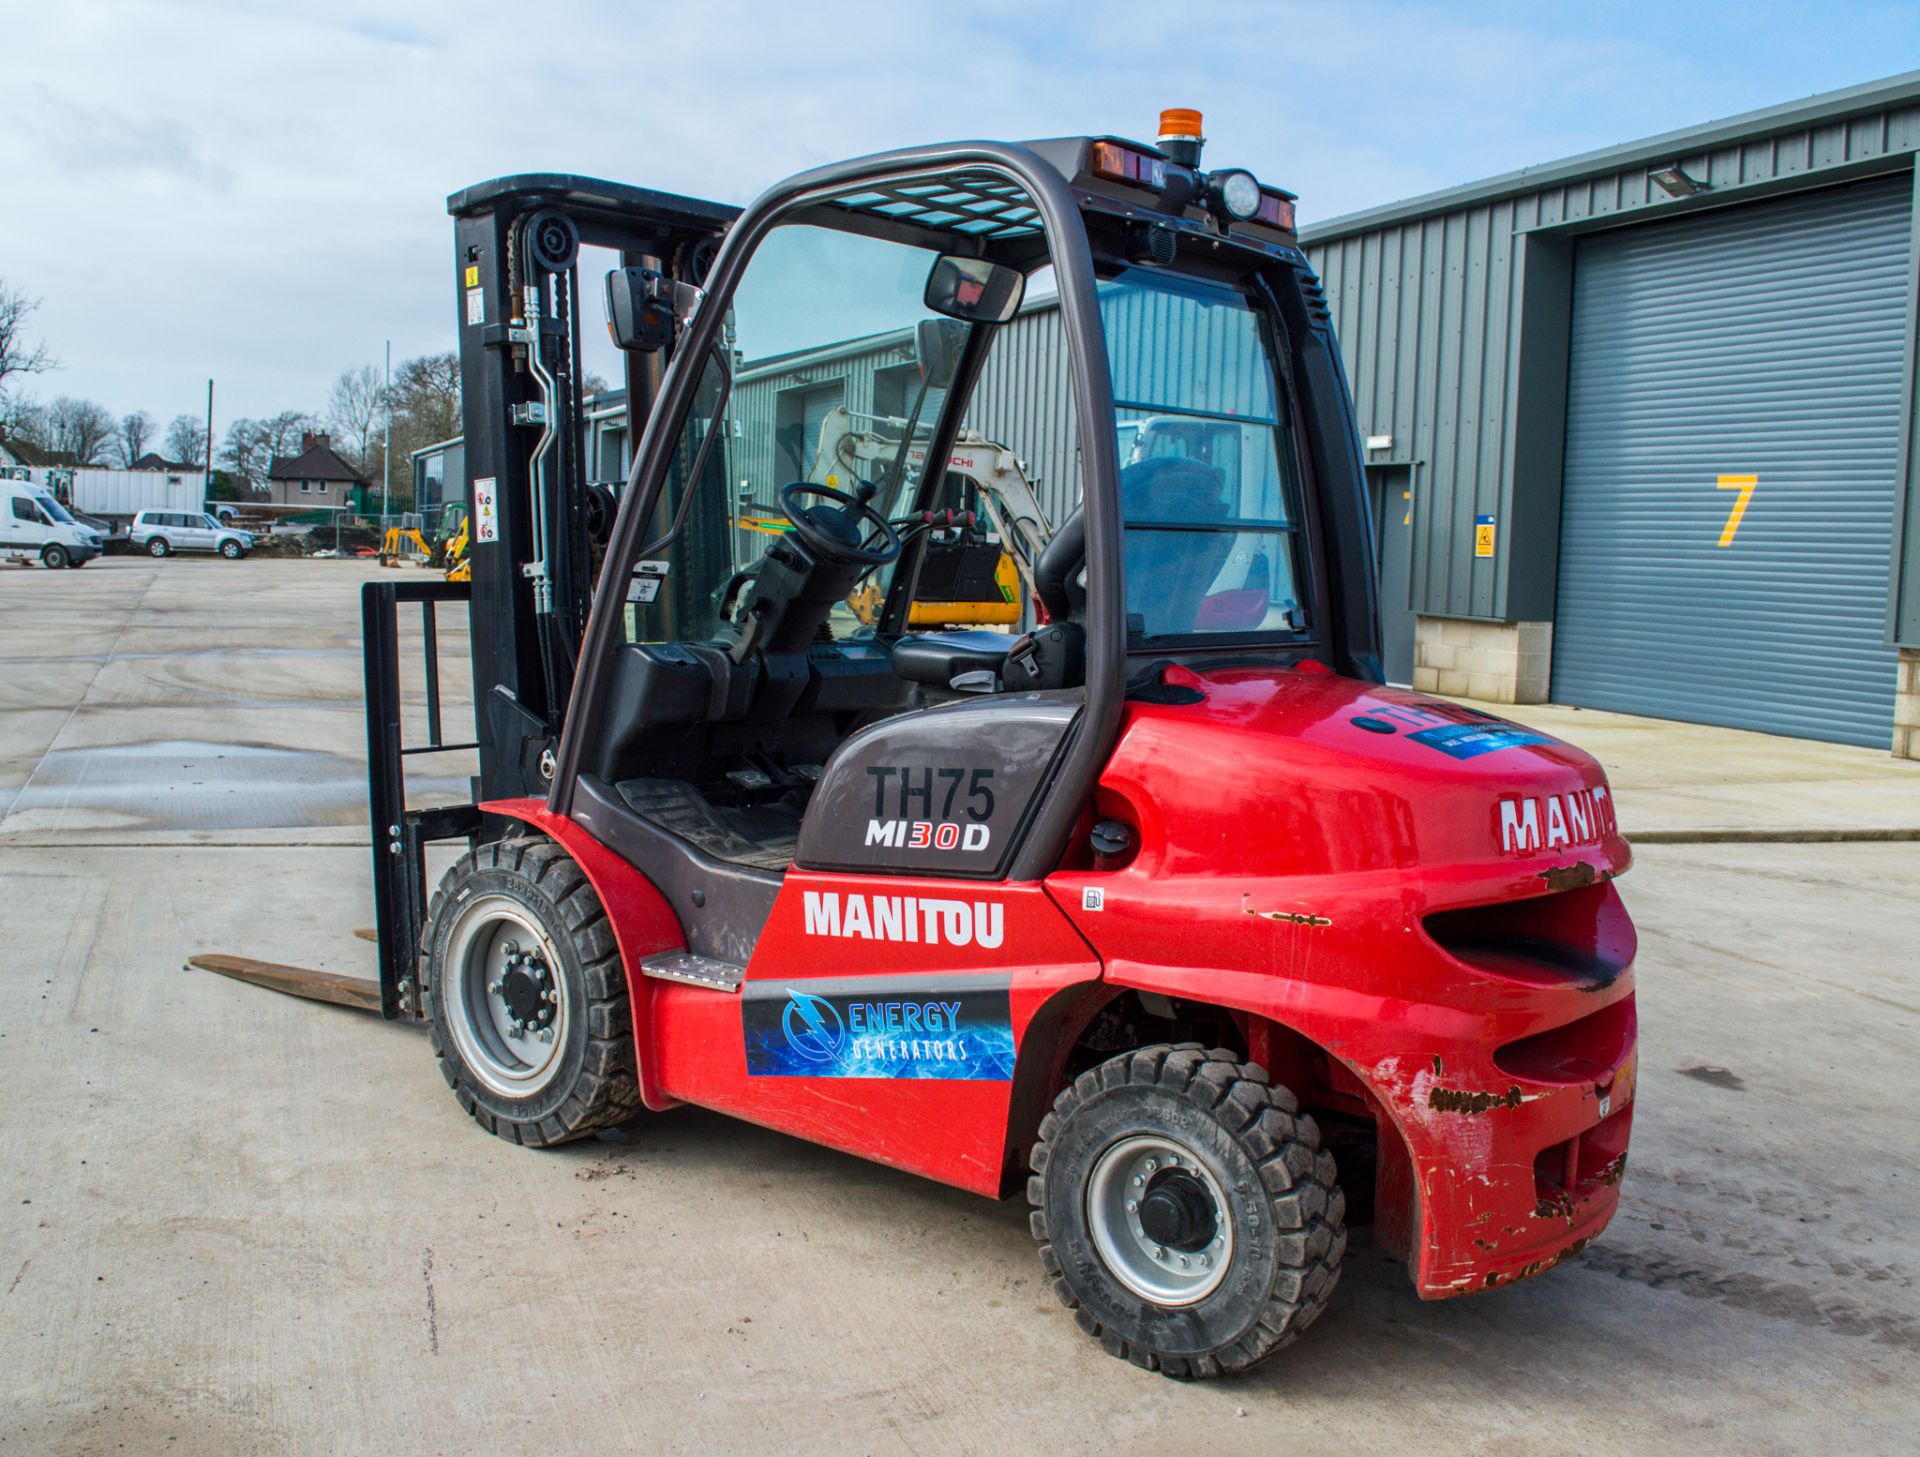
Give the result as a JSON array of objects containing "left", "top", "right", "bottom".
[{"left": 0, "top": 0, "right": 1900, "bottom": 425}]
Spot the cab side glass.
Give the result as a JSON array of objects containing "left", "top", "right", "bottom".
[{"left": 1103, "top": 268, "right": 1308, "bottom": 642}]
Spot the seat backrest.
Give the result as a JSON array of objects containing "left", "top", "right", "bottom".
[
  {"left": 1033, "top": 507, "right": 1086, "bottom": 623},
  {"left": 1037, "top": 457, "right": 1234, "bottom": 633}
]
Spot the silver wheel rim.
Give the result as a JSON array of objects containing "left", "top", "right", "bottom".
[
  {"left": 1085, "top": 1134, "right": 1234, "bottom": 1306},
  {"left": 442, "top": 894, "right": 569, "bottom": 1100}
]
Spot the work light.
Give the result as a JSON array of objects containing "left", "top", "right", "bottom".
[{"left": 1209, "top": 169, "right": 1262, "bottom": 222}]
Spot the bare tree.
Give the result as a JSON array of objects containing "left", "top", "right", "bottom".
[
  {"left": 220, "top": 418, "right": 270, "bottom": 493},
  {"left": 384, "top": 352, "right": 462, "bottom": 494},
  {"left": 116, "top": 410, "right": 155, "bottom": 467},
  {"left": 163, "top": 413, "right": 209, "bottom": 468},
  {"left": 0, "top": 394, "right": 49, "bottom": 448},
  {"left": 46, "top": 397, "right": 116, "bottom": 463},
  {"left": 0, "top": 280, "right": 57, "bottom": 401},
  {"left": 325, "top": 364, "right": 385, "bottom": 477},
  {"left": 221, "top": 410, "right": 318, "bottom": 494},
  {"left": 263, "top": 410, "right": 317, "bottom": 463}
]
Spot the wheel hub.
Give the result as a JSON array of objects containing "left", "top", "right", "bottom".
[
  {"left": 496, "top": 954, "right": 555, "bottom": 1031},
  {"left": 442, "top": 900, "right": 569, "bottom": 1099},
  {"left": 1137, "top": 1170, "right": 1218, "bottom": 1252},
  {"left": 1084, "top": 1134, "right": 1234, "bottom": 1306}
]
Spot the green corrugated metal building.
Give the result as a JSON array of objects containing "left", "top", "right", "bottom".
[{"left": 1301, "top": 69, "right": 1920, "bottom": 757}]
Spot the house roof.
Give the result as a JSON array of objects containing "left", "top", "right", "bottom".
[
  {"left": 0, "top": 438, "right": 81, "bottom": 468},
  {"left": 131, "top": 451, "right": 194, "bottom": 472},
  {"left": 268, "top": 441, "right": 367, "bottom": 484}
]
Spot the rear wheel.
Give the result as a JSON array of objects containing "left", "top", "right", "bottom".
[
  {"left": 1029, "top": 1045, "right": 1345, "bottom": 1379},
  {"left": 424, "top": 836, "right": 641, "bottom": 1145},
  {"left": 147, "top": 537, "right": 170, "bottom": 557},
  {"left": 41, "top": 544, "right": 69, "bottom": 570}
]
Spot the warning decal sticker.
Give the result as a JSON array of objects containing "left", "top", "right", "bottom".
[{"left": 473, "top": 477, "right": 499, "bottom": 543}]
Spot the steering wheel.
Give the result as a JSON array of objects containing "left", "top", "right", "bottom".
[{"left": 777, "top": 482, "right": 901, "bottom": 568}]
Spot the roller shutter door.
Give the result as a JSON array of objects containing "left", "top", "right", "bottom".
[{"left": 1554, "top": 174, "right": 1910, "bottom": 748}]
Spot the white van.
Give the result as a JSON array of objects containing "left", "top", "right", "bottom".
[
  {"left": 129, "top": 509, "right": 255, "bottom": 559},
  {"left": 0, "top": 479, "right": 105, "bottom": 569}
]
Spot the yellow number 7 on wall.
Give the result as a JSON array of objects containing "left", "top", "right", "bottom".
[{"left": 1716, "top": 474, "right": 1757, "bottom": 547}]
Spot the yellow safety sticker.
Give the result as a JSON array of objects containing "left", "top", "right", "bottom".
[
  {"left": 464, "top": 265, "right": 480, "bottom": 288},
  {"left": 1474, "top": 514, "right": 1495, "bottom": 558}
]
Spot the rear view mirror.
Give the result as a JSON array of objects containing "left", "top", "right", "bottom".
[
  {"left": 924, "top": 254, "right": 1024, "bottom": 325},
  {"left": 605, "top": 266, "right": 702, "bottom": 352},
  {"left": 914, "top": 318, "right": 969, "bottom": 391}
]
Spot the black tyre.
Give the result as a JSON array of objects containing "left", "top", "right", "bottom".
[
  {"left": 220, "top": 539, "right": 242, "bottom": 559},
  {"left": 41, "top": 544, "right": 70, "bottom": 570},
  {"left": 423, "top": 836, "right": 641, "bottom": 1146},
  {"left": 1029, "top": 1045, "right": 1345, "bottom": 1379},
  {"left": 147, "top": 537, "right": 170, "bottom": 557}
]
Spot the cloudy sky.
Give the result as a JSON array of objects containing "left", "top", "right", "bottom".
[{"left": 3, "top": 0, "right": 1916, "bottom": 432}]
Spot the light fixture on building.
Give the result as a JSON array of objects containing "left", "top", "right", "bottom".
[
  {"left": 1648, "top": 163, "right": 1707, "bottom": 198},
  {"left": 1365, "top": 434, "right": 1393, "bottom": 453}
]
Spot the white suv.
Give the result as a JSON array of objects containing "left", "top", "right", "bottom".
[{"left": 131, "top": 510, "right": 255, "bottom": 559}]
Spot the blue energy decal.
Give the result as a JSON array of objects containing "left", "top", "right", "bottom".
[
  {"left": 743, "top": 976, "right": 1015, "bottom": 1081},
  {"left": 1348, "top": 700, "right": 1558, "bottom": 760},
  {"left": 1404, "top": 722, "right": 1554, "bottom": 760}
]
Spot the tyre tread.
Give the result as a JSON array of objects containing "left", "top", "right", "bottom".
[
  {"left": 1026, "top": 1043, "right": 1345, "bottom": 1379},
  {"left": 423, "top": 836, "right": 639, "bottom": 1147}
]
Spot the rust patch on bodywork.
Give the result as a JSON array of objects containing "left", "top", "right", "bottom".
[
  {"left": 1597, "top": 1153, "right": 1628, "bottom": 1188},
  {"left": 1428, "top": 1084, "right": 1523, "bottom": 1115},
  {"left": 1538, "top": 861, "right": 1614, "bottom": 893},
  {"left": 1246, "top": 903, "right": 1333, "bottom": 927},
  {"left": 1484, "top": 1236, "right": 1593, "bottom": 1288},
  {"left": 1534, "top": 1191, "right": 1575, "bottom": 1222}
]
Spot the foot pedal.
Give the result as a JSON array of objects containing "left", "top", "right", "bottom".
[{"left": 640, "top": 950, "right": 745, "bottom": 992}]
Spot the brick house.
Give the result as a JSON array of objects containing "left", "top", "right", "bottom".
[{"left": 267, "top": 432, "right": 366, "bottom": 510}]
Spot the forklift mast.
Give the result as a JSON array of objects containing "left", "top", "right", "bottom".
[
  {"left": 447, "top": 174, "right": 737, "bottom": 799},
  {"left": 362, "top": 175, "right": 734, "bottom": 1018}
]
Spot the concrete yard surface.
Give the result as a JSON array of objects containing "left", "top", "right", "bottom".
[{"left": 2, "top": 556, "right": 1917, "bottom": 1455}]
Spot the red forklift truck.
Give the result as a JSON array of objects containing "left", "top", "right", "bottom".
[{"left": 348, "top": 111, "right": 1637, "bottom": 1379}]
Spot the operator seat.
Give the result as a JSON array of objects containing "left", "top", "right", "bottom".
[
  {"left": 890, "top": 629, "right": 1016, "bottom": 688},
  {"left": 1035, "top": 455, "right": 1234, "bottom": 635},
  {"left": 1117, "top": 455, "right": 1233, "bottom": 635}
]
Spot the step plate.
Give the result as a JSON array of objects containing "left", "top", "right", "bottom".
[{"left": 640, "top": 950, "right": 745, "bottom": 993}]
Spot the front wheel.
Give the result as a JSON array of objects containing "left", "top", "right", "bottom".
[
  {"left": 41, "top": 544, "right": 70, "bottom": 570},
  {"left": 1029, "top": 1045, "right": 1346, "bottom": 1379},
  {"left": 220, "top": 539, "right": 242, "bottom": 559},
  {"left": 424, "top": 836, "right": 640, "bottom": 1146},
  {"left": 147, "top": 537, "right": 170, "bottom": 558}
]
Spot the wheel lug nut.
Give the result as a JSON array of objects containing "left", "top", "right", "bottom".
[
  {"left": 1198, "top": 1255, "right": 1210, "bottom": 1268},
  {"left": 539, "top": 1027, "right": 554, "bottom": 1043},
  {"left": 488, "top": 979, "right": 503, "bottom": 995},
  {"left": 1132, "top": 1176, "right": 1144, "bottom": 1187},
  {"left": 1154, "top": 1247, "right": 1166, "bottom": 1260},
  {"left": 1144, "top": 1159, "right": 1157, "bottom": 1172},
  {"left": 1126, "top": 1200, "right": 1138, "bottom": 1213},
  {"left": 1179, "top": 1256, "right": 1189, "bottom": 1268}
]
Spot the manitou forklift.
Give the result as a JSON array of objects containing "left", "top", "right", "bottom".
[{"left": 340, "top": 111, "right": 1640, "bottom": 1378}]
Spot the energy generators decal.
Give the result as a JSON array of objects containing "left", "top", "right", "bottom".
[{"left": 742, "top": 975, "right": 1016, "bottom": 1081}]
